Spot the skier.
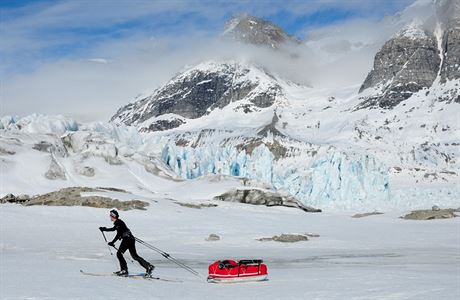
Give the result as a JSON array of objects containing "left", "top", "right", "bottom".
[{"left": 99, "top": 209, "right": 154, "bottom": 277}]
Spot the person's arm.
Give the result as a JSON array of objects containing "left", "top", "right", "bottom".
[
  {"left": 99, "top": 224, "right": 116, "bottom": 232},
  {"left": 104, "top": 225, "right": 117, "bottom": 232},
  {"left": 109, "top": 220, "right": 122, "bottom": 244},
  {"left": 111, "top": 232, "right": 121, "bottom": 244}
]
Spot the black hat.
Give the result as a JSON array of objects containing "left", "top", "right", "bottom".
[{"left": 110, "top": 209, "right": 119, "bottom": 218}]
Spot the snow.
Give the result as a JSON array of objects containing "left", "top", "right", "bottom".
[
  {"left": 2, "top": 66, "right": 459, "bottom": 209},
  {"left": 395, "top": 20, "right": 428, "bottom": 40},
  {"left": 3, "top": 113, "right": 78, "bottom": 134},
  {"left": 1, "top": 1, "right": 459, "bottom": 298},
  {"left": 1, "top": 19, "right": 460, "bottom": 300},
  {"left": 1, "top": 196, "right": 459, "bottom": 299}
]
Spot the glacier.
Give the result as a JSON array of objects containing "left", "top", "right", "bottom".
[
  {"left": 0, "top": 114, "right": 79, "bottom": 134},
  {"left": 161, "top": 142, "right": 390, "bottom": 209},
  {"left": 2, "top": 113, "right": 458, "bottom": 211}
]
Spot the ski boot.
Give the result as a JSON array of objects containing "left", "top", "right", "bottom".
[
  {"left": 144, "top": 265, "right": 155, "bottom": 278},
  {"left": 114, "top": 269, "right": 128, "bottom": 277}
]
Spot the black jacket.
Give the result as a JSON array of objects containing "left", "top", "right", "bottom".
[{"left": 103, "top": 219, "right": 133, "bottom": 243}]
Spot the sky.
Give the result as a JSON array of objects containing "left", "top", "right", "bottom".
[{"left": 0, "top": 0, "right": 425, "bottom": 121}]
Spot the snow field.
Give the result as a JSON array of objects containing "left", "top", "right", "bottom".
[{"left": 1, "top": 194, "right": 459, "bottom": 300}]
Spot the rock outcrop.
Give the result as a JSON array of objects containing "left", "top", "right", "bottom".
[
  {"left": 401, "top": 206, "right": 459, "bottom": 220},
  {"left": 176, "top": 202, "right": 217, "bottom": 209},
  {"left": 213, "top": 188, "right": 321, "bottom": 212},
  {"left": 1, "top": 187, "right": 149, "bottom": 210},
  {"left": 205, "top": 234, "right": 220, "bottom": 241},
  {"left": 257, "top": 233, "right": 309, "bottom": 243},
  {"left": 352, "top": 212, "right": 384, "bottom": 218},
  {"left": 1, "top": 193, "right": 30, "bottom": 204}
]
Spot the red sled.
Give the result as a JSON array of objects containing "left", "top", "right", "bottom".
[{"left": 207, "top": 259, "right": 268, "bottom": 283}]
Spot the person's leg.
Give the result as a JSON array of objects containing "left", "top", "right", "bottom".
[
  {"left": 128, "top": 238, "right": 152, "bottom": 271},
  {"left": 117, "top": 240, "right": 129, "bottom": 271}
]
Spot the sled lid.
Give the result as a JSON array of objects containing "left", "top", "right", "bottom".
[{"left": 239, "top": 259, "right": 263, "bottom": 265}]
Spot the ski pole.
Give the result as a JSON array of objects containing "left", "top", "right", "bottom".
[
  {"left": 101, "top": 231, "right": 114, "bottom": 256},
  {"left": 101, "top": 230, "right": 135, "bottom": 264},
  {"left": 134, "top": 237, "right": 200, "bottom": 277}
]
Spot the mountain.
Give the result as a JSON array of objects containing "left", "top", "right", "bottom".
[
  {"left": 2, "top": 3, "right": 459, "bottom": 211},
  {"left": 357, "top": 22, "right": 441, "bottom": 109},
  {"left": 111, "top": 61, "right": 289, "bottom": 132},
  {"left": 222, "top": 15, "right": 300, "bottom": 49},
  {"left": 357, "top": 0, "right": 460, "bottom": 109}
]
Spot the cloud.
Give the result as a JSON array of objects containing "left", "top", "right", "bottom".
[{"left": 1, "top": 0, "right": 429, "bottom": 121}]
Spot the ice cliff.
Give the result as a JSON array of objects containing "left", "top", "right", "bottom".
[{"left": 161, "top": 142, "right": 390, "bottom": 209}]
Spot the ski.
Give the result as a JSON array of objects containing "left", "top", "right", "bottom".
[{"left": 80, "top": 270, "right": 182, "bottom": 282}]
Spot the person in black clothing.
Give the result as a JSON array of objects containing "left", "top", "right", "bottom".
[{"left": 99, "top": 209, "right": 154, "bottom": 277}]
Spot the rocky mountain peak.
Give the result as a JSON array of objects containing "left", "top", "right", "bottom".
[
  {"left": 355, "top": 0, "right": 460, "bottom": 109},
  {"left": 111, "top": 60, "right": 287, "bottom": 132},
  {"left": 222, "top": 15, "right": 299, "bottom": 49},
  {"left": 357, "top": 21, "right": 440, "bottom": 109}
]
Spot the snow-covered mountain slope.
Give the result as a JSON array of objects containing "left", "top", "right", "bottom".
[
  {"left": 3, "top": 69, "right": 458, "bottom": 212},
  {"left": 111, "top": 61, "right": 289, "bottom": 132},
  {"left": 357, "top": 22, "right": 441, "bottom": 109},
  {"left": 151, "top": 77, "right": 459, "bottom": 210},
  {"left": 358, "top": 0, "right": 460, "bottom": 108}
]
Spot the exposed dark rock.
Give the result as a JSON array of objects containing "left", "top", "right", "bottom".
[
  {"left": 96, "top": 187, "right": 128, "bottom": 193},
  {"left": 257, "top": 234, "right": 309, "bottom": 243},
  {"left": 222, "top": 15, "right": 300, "bottom": 49},
  {"left": 1, "top": 187, "right": 148, "bottom": 210},
  {"left": 176, "top": 202, "right": 218, "bottom": 209},
  {"left": 0, "top": 147, "right": 15, "bottom": 155},
  {"left": 257, "top": 113, "right": 286, "bottom": 138},
  {"left": 32, "top": 140, "right": 67, "bottom": 157},
  {"left": 205, "top": 234, "right": 220, "bottom": 241},
  {"left": 305, "top": 233, "right": 321, "bottom": 238},
  {"left": 401, "top": 207, "right": 459, "bottom": 220},
  {"left": 357, "top": 25, "right": 441, "bottom": 109},
  {"left": 22, "top": 187, "right": 148, "bottom": 210},
  {"left": 78, "top": 166, "right": 95, "bottom": 177},
  {"left": 1, "top": 193, "right": 30, "bottom": 204},
  {"left": 213, "top": 188, "right": 321, "bottom": 212},
  {"left": 358, "top": 1, "right": 460, "bottom": 107},
  {"left": 235, "top": 137, "right": 294, "bottom": 160},
  {"left": 352, "top": 212, "right": 384, "bottom": 218},
  {"left": 111, "top": 61, "right": 283, "bottom": 131},
  {"left": 139, "top": 118, "right": 185, "bottom": 132},
  {"left": 32, "top": 141, "right": 53, "bottom": 153}
]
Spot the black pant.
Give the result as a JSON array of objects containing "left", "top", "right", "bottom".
[{"left": 117, "top": 237, "right": 151, "bottom": 271}]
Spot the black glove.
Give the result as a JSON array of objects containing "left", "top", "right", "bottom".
[
  {"left": 99, "top": 227, "right": 106, "bottom": 231},
  {"left": 108, "top": 241, "right": 115, "bottom": 247}
]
